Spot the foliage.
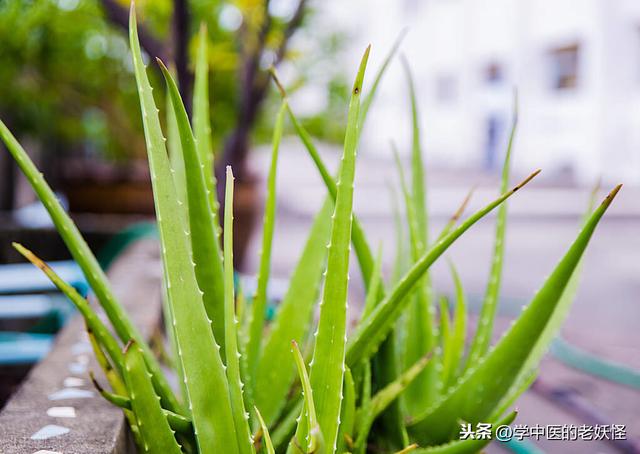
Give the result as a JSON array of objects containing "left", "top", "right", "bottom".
[
  {"left": 0, "top": 5, "right": 621, "bottom": 453},
  {"left": 0, "top": 0, "right": 334, "bottom": 162},
  {"left": 0, "top": 0, "right": 143, "bottom": 160}
]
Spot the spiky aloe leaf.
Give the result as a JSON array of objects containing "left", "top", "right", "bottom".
[
  {"left": 192, "top": 23, "right": 219, "bottom": 218},
  {"left": 0, "top": 114, "right": 180, "bottom": 414},
  {"left": 158, "top": 58, "right": 226, "bottom": 359},
  {"left": 270, "top": 69, "right": 376, "bottom": 289},
  {"left": 466, "top": 92, "right": 518, "bottom": 367},
  {"left": 411, "top": 411, "right": 518, "bottom": 454},
  {"left": 514, "top": 182, "right": 601, "bottom": 387},
  {"left": 255, "top": 407, "right": 275, "bottom": 454},
  {"left": 246, "top": 101, "right": 286, "bottom": 403},
  {"left": 309, "top": 45, "right": 370, "bottom": 453},
  {"left": 274, "top": 66, "right": 407, "bottom": 445},
  {"left": 86, "top": 334, "right": 144, "bottom": 447},
  {"left": 357, "top": 29, "right": 407, "bottom": 134},
  {"left": 442, "top": 263, "right": 467, "bottom": 389},
  {"left": 122, "top": 342, "right": 182, "bottom": 453},
  {"left": 345, "top": 170, "right": 540, "bottom": 366},
  {"left": 13, "top": 244, "right": 124, "bottom": 374},
  {"left": 254, "top": 198, "right": 332, "bottom": 426},
  {"left": 129, "top": 8, "right": 237, "bottom": 452},
  {"left": 401, "top": 58, "right": 428, "bottom": 248},
  {"left": 403, "top": 58, "right": 440, "bottom": 408},
  {"left": 90, "top": 374, "right": 194, "bottom": 436},
  {"left": 166, "top": 78, "right": 187, "bottom": 217},
  {"left": 90, "top": 375, "right": 132, "bottom": 409},
  {"left": 223, "top": 167, "right": 255, "bottom": 453},
  {"left": 291, "top": 340, "right": 324, "bottom": 454},
  {"left": 407, "top": 185, "right": 621, "bottom": 444},
  {"left": 393, "top": 145, "right": 434, "bottom": 415}
]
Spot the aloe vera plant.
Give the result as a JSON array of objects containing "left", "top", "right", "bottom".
[{"left": 1, "top": 5, "right": 621, "bottom": 453}]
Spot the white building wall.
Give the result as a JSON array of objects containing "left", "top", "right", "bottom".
[{"left": 323, "top": 0, "right": 640, "bottom": 185}]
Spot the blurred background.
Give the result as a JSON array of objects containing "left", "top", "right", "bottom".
[{"left": 0, "top": 0, "right": 638, "bottom": 453}]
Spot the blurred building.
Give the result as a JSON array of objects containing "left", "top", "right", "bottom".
[{"left": 325, "top": 0, "right": 640, "bottom": 185}]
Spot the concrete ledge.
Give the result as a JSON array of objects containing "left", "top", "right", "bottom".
[{"left": 0, "top": 239, "right": 163, "bottom": 454}]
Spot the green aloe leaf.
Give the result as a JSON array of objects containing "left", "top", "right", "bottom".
[
  {"left": 0, "top": 111, "right": 180, "bottom": 414},
  {"left": 308, "top": 45, "right": 370, "bottom": 453},
  {"left": 345, "top": 170, "right": 540, "bottom": 366},
  {"left": 466, "top": 92, "right": 518, "bottom": 367},
  {"left": 223, "top": 167, "right": 255, "bottom": 454},
  {"left": 86, "top": 336, "right": 143, "bottom": 448},
  {"left": 407, "top": 185, "right": 621, "bottom": 444},
  {"left": 90, "top": 375, "right": 194, "bottom": 437},
  {"left": 393, "top": 145, "right": 435, "bottom": 415},
  {"left": 158, "top": 58, "right": 226, "bottom": 360},
  {"left": 167, "top": 85, "right": 188, "bottom": 214},
  {"left": 273, "top": 66, "right": 407, "bottom": 446},
  {"left": 270, "top": 69, "right": 376, "bottom": 290},
  {"left": 442, "top": 263, "right": 467, "bottom": 389},
  {"left": 254, "top": 198, "right": 332, "bottom": 426},
  {"left": 192, "top": 23, "right": 219, "bottom": 219},
  {"left": 411, "top": 410, "right": 517, "bottom": 454},
  {"left": 291, "top": 340, "right": 324, "bottom": 454},
  {"left": 246, "top": 101, "right": 287, "bottom": 404},
  {"left": 122, "top": 342, "right": 182, "bottom": 453},
  {"left": 255, "top": 407, "right": 276, "bottom": 454},
  {"left": 403, "top": 57, "right": 439, "bottom": 407},
  {"left": 129, "top": 7, "right": 237, "bottom": 452},
  {"left": 514, "top": 182, "right": 601, "bottom": 387},
  {"left": 13, "top": 244, "right": 124, "bottom": 376}
]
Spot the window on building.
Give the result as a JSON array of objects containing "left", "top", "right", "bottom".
[
  {"left": 483, "top": 62, "right": 505, "bottom": 85},
  {"left": 435, "top": 74, "right": 458, "bottom": 104},
  {"left": 548, "top": 44, "right": 580, "bottom": 90}
]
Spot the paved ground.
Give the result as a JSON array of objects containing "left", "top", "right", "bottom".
[{"left": 244, "top": 141, "right": 640, "bottom": 453}]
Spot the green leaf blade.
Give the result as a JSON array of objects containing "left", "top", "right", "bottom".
[
  {"left": 407, "top": 185, "right": 621, "bottom": 444},
  {"left": 309, "top": 45, "right": 370, "bottom": 453},
  {"left": 129, "top": 8, "right": 238, "bottom": 452},
  {"left": 246, "top": 101, "right": 287, "bottom": 401},
  {"left": 346, "top": 170, "right": 540, "bottom": 366},
  {"left": 223, "top": 167, "right": 255, "bottom": 454},
  {"left": 254, "top": 198, "right": 332, "bottom": 426},
  {"left": 123, "top": 342, "right": 182, "bottom": 454},
  {"left": 466, "top": 93, "right": 518, "bottom": 367},
  {"left": 158, "top": 58, "right": 226, "bottom": 359}
]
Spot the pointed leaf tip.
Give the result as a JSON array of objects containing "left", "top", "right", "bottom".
[
  {"left": 602, "top": 183, "right": 622, "bottom": 206},
  {"left": 512, "top": 169, "right": 541, "bottom": 192}
]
